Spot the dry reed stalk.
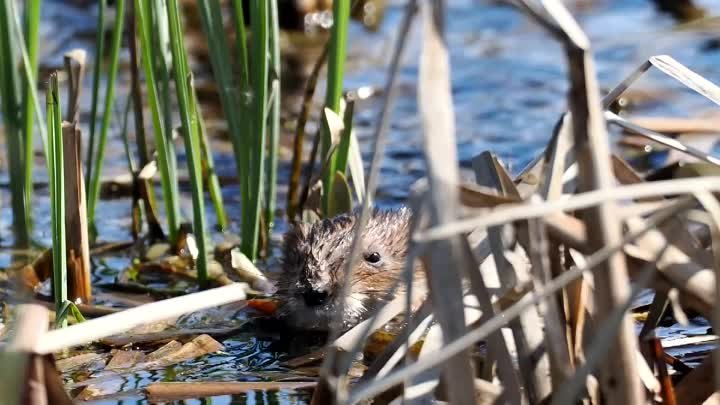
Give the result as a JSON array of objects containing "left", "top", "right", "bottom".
[
  {"left": 525, "top": 209, "right": 574, "bottom": 390},
  {"left": 62, "top": 50, "right": 86, "bottom": 123},
  {"left": 62, "top": 122, "right": 91, "bottom": 303},
  {"left": 33, "top": 283, "right": 248, "bottom": 354},
  {"left": 472, "top": 152, "right": 548, "bottom": 404},
  {"left": 532, "top": 1, "right": 644, "bottom": 402},
  {"left": 459, "top": 236, "right": 525, "bottom": 405},
  {"left": 348, "top": 195, "right": 689, "bottom": 405},
  {"left": 414, "top": 1, "right": 475, "bottom": 404}
]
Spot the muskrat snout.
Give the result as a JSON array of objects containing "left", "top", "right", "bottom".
[{"left": 301, "top": 287, "right": 330, "bottom": 307}]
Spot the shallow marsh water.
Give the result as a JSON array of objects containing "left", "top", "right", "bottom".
[{"left": 4, "top": 0, "right": 720, "bottom": 403}]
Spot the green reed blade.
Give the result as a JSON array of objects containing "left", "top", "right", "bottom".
[
  {"left": 241, "top": 0, "right": 269, "bottom": 261},
  {"left": 265, "top": 0, "right": 280, "bottom": 234},
  {"left": 21, "top": 0, "right": 41, "bottom": 234},
  {"left": 47, "top": 73, "right": 67, "bottom": 328},
  {"left": 321, "top": 0, "right": 350, "bottom": 214},
  {"left": 230, "top": 0, "right": 250, "bottom": 88},
  {"left": 85, "top": 0, "right": 106, "bottom": 184},
  {"left": 166, "top": 0, "right": 208, "bottom": 286},
  {"left": 136, "top": 0, "right": 180, "bottom": 243},
  {"left": 193, "top": 89, "right": 227, "bottom": 230},
  {"left": 0, "top": 0, "right": 30, "bottom": 245},
  {"left": 87, "top": 0, "right": 126, "bottom": 237}
]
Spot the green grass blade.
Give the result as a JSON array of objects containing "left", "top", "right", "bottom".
[
  {"left": 87, "top": 0, "right": 126, "bottom": 236},
  {"left": 241, "top": 0, "right": 269, "bottom": 261},
  {"left": 136, "top": 0, "right": 180, "bottom": 243},
  {"left": 85, "top": 0, "right": 106, "bottom": 184},
  {"left": 47, "top": 73, "right": 67, "bottom": 328},
  {"left": 166, "top": 0, "right": 208, "bottom": 286},
  {"left": 193, "top": 90, "right": 227, "bottom": 230},
  {"left": 265, "top": 0, "right": 280, "bottom": 233},
  {"left": 21, "top": 0, "right": 41, "bottom": 233},
  {"left": 321, "top": 0, "right": 350, "bottom": 214},
  {"left": 230, "top": 0, "right": 250, "bottom": 87}
]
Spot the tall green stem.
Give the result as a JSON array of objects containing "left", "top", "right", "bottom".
[
  {"left": 265, "top": 0, "right": 280, "bottom": 234},
  {"left": 166, "top": 0, "right": 208, "bottom": 286},
  {"left": 21, "top": 0, "right": 41, "bottom": 235},
  {"left": 136, "top": 0, "right": 180, "bottom": 244},
  {"left": 87, "top": 0, "right": 126, "bottom": 236},
  {"left": 321, "top": 0, "right": 350, "bottom": 214},
  {"left": 85, "top": 0, "right": 106, "bottom": 185},
  {"left": 47, "top": 73, "right": 67, "bottom": 327}
]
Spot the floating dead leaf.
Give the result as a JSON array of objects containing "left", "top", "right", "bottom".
[
  {"left": 144, "top": 340, "right": 183, "bottom": 363},
  {"left": 106, "top": 350, "right": 145, "bottom": 370},
  {"left": 139, "top": 334, "right": 224, "bottom": 369},
  {"left": 99, "top": 326, "right": 240, "bottom": 347}
]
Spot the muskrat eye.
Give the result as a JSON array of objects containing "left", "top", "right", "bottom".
[{"left": 364, "top": 252, "right": 382, "bottom": 265}]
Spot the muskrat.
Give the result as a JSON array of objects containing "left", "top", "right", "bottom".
[{"left": 276, "top": 207, "right": 414, "bottom": 331}]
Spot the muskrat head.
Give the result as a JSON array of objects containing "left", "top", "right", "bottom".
[{"left": 277, "top": 207, "right": 412, "bottom": 331}]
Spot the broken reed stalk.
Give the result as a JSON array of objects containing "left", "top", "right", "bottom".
[
  {"left": 62, "top": 122, "right": 91, "bottom": 303},
  {"left": 0, "top": 0, "right": 31, "bottom": 246},
  {"left": 47, "top": 73, "right": 67, "bottom": 327},
  {"left": 165, "top": 0, "right": 209, "bottom": 285},
  {"left": 87, "top": 0, "right": 126, "bottom": 238},
  {"left": 136, "top": 0, "right": 181, "bottom": 245},
  {"left": 63, "top": 49, "right": 87, "bottom": 123}
]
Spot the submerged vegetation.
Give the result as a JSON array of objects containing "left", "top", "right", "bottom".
[{"left": 4, "top": 0, "right": 720, "bottom": 404}]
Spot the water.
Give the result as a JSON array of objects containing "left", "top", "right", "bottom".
[{"left": 5, "top": 0, "right": 720, "bottom": 403}]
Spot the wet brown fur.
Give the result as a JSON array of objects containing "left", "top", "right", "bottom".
[{"left": 277, "top": 207, "right": 413, "bottom": 331}]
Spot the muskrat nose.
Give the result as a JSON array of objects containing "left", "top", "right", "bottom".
[{"left": 302, "top": 288, "right": 329, "bottom": 307}]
